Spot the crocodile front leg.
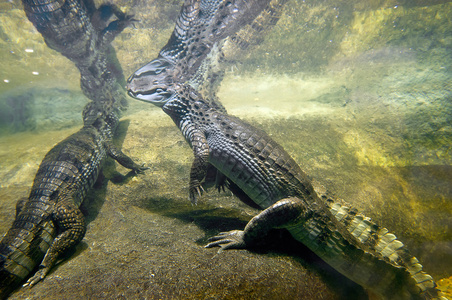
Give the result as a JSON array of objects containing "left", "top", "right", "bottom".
[
  {"left": 106, "top": 142, "right": 148, "bottom": 173},
  {"left": 95, "top": 4, "right": 135, "bottom": 46},
  {"left": 189, "top": 130, "right": 210, "bottom": 204},
  {"left": 24, "top": 201, "right": 86, "bottom": 287},
  {"left": 206, "top": 197, "right": 307, "bottom": 250}
]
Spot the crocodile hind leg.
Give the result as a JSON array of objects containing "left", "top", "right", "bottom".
[
  {"left": 24, "top": 201, "right": 86, "bottom": 287},
  {"left": 206, "top": 197, "right": 307, "bottom": 250}
]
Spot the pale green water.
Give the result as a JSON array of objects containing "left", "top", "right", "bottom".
[{"left": 0, "top": 0, "right": 451, "bottom": 299}]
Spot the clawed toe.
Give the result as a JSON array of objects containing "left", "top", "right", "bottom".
[
  {"left": 204, "top": 230, "right": 246, "bottom": 250},
  {"left": 135, "top": 164, "right": 149, "bottom": 174},
  {"left": 23, "top": 268, "right": 47, "bottom": 288},
  {"left": 189, "top": 184, "right": 205, "bottom": 204}
]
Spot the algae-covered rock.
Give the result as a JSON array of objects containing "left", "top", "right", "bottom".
[
  {"left": 337, "top": 3, "right": 452, "bottom": 66},
  {"left": 1, "top": 109, "right": 450, "bottom": 299},
  {"left": 224, "top": 0, "right": 452, "bottom": 74},
  {"left": 0, "top": 8, "right": 81, "bottom": 93},
  {"left": 0, "top": 87, "right": 87, "bottom": 134}
]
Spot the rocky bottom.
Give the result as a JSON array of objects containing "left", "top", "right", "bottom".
[{"left": 0, "top": 102, "right": 450, "bottom": 299}]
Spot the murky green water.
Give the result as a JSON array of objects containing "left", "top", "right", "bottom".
[{"left": 1, "top": 0, "right": 451, "bottom": 299}]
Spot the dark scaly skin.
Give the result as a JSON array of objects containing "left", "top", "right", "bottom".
[
  {"left": 128, "top": 78, "right": 445, "bottom": 300},
  {"left": 22, "top": 0, "right": 134, "bottom": 110},
  {"left": 190, "top": 0, "right": 290, "bottom": 101},
  {"left": 0, "top": 103, "right": 146, "bottom": 299}
]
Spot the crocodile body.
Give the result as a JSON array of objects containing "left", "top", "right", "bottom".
[
  {"left": 127, "top": 80, "right": 444, "bottom": 299},
  {"left": 22, "top": 0, "right": 133, "bottom": 109},
  {"left": 0, "top": 102, "right": 145, "bottom": 299}
]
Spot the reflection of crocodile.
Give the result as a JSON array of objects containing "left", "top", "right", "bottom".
[
  {"left": 22, "top": 0, "right": 133, "bottom": 109},
  {"left": 129, "top": 0, "right": 286, "bottom": 95},
  {"left": 160, "top": 0, "right": 276, "bottom": 79},
  {"left": 127, "top": 66, "right": 445, "bottom": 299},
  {"left": 0, "top": 102, "right": 146, "bottom": 299}
]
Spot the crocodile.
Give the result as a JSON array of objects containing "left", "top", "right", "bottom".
[
  {"left": 127, "top": 63, "right": 445, "bottom": 299},
  {"left": 128, "top": 0, "right": 288, "bottom": 110},
  {"left": 21, "top": 0, "right": 134, "bottom": 110},
  {"left": 0, "top": 102, "right": 146, "bottom": 299},
  {"left": 0, "top": 0, "right": 143, "bottom": 298}
]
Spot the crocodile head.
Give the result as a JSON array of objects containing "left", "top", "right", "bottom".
[{"left": 126, "top": 57, "right": 176, "bottom": 106}]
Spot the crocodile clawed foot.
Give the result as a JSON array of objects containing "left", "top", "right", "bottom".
[
  {"left": 216, "top": 182, "right": 227, "bottom": 193},
  {"left": 23, "top": 267, "right": 48, "bottom": 288},
  {"left": 134, "top": 164, "right": 149, "bottom": 174},
  {"left": 189, "top": 183, "right": 205, "bottom": 205},
  {"left": 205, "top": 230, "right": 246, "bottom": 251}
]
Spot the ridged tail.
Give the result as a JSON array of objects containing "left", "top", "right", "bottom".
[
  {"left": 288, "top": 185, "right": 444, "bottom": 299},
  {"left": 0, "top": 213, "right": 56, "bottom": 299},
  {"left": 327, "top": 199, "right": 440, "bottom": 298}
]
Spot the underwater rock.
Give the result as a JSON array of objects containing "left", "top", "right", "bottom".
[
  {"left": 0, "top": 87, "right": 87, "bottom": 135},
  {"left": 1, "top": 110, "right": 450, "bottom": 299}
]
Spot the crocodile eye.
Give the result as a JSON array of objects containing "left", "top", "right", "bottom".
[{"left": 156, "top": 88, "right": 164, "bottom": 93}]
